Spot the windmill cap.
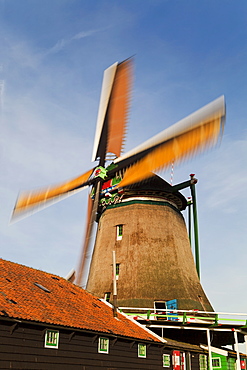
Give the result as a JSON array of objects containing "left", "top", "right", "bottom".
[{"left": 123, "top": 174, "right": 187, "bottom": 210}]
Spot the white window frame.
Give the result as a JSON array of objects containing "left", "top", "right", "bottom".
[
  {"left": 44, "top": 329, "right": 59, "bottom": 349},
  {"left": 199, "top": 354, "right": 208, "bottom": 370},
  {"left": 212, "top": 357, "right": 221, "bottom": 368},
  {"left": 154, "top": 300, "right": 167, "bottom": 320},
  {"left": 104, "top": 292, "right": 111, "bottom": 302},
  {"left": 116, "top": 263, "right": 120, "bottom": 280},
  {"left": 138, "top": 343, "right": 147, "bottom": 358},
  {"left": 163, "top": 354, "right": 171, "bottom": 367},
  {"left": 180, "top": 352, "right": 186, "bottom": 370},
  {"left": 98, "top": 337, "right": 109, "bottom": 354},
  {"left": 116, "top": 225, "right": 123, "bottom": 240},
  {"left": 173, "top": 351, "right": 181, "bottom": 367}
]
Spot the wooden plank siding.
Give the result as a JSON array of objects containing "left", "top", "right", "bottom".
[
  {"left": 0, "top": 319, "right": 171, "bottom": 369},
  {"left": 0, "top": 319, "right": 216, "bottom": 370},
  {"left": 191, "top": 353, "right": 201, "bottom": 370},
  {"left": 211, "top": 353, "right": 228, "bottom": 370}
]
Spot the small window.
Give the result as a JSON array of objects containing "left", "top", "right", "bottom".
[
  {"left": 44, "top": 329, "right": 59, "bottom": 349},
  {"left": 116, "top": 225, "right": 123, "bottom": 240},
  {"left": 181, "top": 352, "right": 186, "bottom": 370},
  {"left": 34, "top": 282, "right": 51, "bottom": 293},
  {"left": 154, "top": 301, "right": 167, "bottom": 320},
  {"left": 163, "top": 354, "right": 171, "bottom": 367},
  {"left": 173, "top": 351, "right": 180, "bottom": 367},
  {"left": 98, "top": 337, "right": 109, "bottom": 354},
  {"left": 104, "top": 292, "right": 111, "bottom": 302},
  {"left": 212, "top": 358, "right": 221, "bottom": 368},
  {"left": 116, "top": 263, "right": 120, "bottom": 280},
  {"left": 199, "top": 354, "right": 208, "bottom": 370},
  {"left": 138, "top": 343, "right": 146, "bottom": 358}
]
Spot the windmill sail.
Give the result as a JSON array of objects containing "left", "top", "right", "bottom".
[
  {"left": 92, "top": 59, "right": 133, "bottom": 163},
  {"left": 112, "top": 95, "right": 225, "bottom": 186},
  {"left": 75, "top": 182, "right": 101, "bottom": 286},
  {"left": 12, "top": 168, "right": 94, "bottom": 219}
]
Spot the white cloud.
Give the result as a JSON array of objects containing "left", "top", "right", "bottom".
[{"left": 45, "top": 27, "right": 110, "bottom": 56}]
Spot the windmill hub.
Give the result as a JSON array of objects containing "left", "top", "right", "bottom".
[{"left": 99, "top": 174, "right": 187, "bottom": 214}]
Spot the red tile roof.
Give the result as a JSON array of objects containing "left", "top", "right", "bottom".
[{"left": 0, "top": 259, "right": 161, "bottom": 342}]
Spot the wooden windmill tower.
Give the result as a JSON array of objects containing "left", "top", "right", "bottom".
[
  {"left": 86, "top": 174, "right": 214, "bottom": 311},
  {"left": 13, "top": 58, "right": 225, "bottom": 312}
]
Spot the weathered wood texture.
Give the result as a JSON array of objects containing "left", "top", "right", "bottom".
[
  {"left": 0, "top": 320, "right": 174, "bottom": 369},
  {"left": 87, "top": 200, "right": 212, "bottom": 311}
]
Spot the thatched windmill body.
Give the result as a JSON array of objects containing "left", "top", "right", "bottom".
[{"left": 13, "top": 59, "right": 225, "bottom": 311}]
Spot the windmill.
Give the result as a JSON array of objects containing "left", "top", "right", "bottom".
[{"left": 13, "top": 58, "right": 225, "bottom": 310}]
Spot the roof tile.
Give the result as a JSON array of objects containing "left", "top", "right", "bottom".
[{"left": 0, "top": 259, "right": 160, "bottom": 342}]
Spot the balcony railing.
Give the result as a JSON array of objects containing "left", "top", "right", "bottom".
[{"left": 118, "top": 307, "right": 247, "bottom": 328}]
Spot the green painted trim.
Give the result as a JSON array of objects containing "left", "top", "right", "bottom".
[
  {"left": 190, "top": 183, "right": 200, "bottom": 279},
  {"left": 104, "top": 199, "right": 182, "bottom": 215}
]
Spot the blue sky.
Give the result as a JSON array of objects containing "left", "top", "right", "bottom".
[{"left": 0, "top": 0, "right": 247, "bottom": 315}]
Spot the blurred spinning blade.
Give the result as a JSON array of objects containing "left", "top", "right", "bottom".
[
  {"left": 75, "top": 181, "right": 101, "bottom": 286},
  {"left": 92, "top": 58, "right": 133, "bottom": 162},
  {"left": 117, "top": 96, "right": 225, "bottom": 187},
  {"left": 12, "top": 168, "right": 94, "bottom": 220}
]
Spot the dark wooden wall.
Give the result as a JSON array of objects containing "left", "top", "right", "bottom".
[
  {"left": 191, "top": 353, "right": 201, "bottom": 370},
  {"left": 0, "top": 319, "right": 195, "bottom": 370}
]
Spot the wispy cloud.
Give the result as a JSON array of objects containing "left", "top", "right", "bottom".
[
  {"left": 46, "top": 27, "right": 109, "bottom": 56},
  {"left": 72, "top": 29, "right": 102, "bottom": 40}
]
